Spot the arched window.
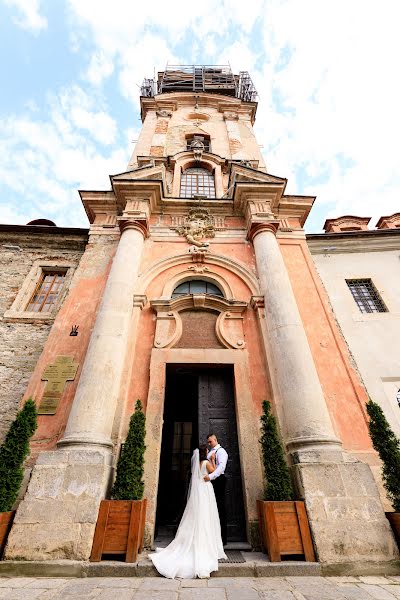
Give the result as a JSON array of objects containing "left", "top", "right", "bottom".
[
  {"left": 180, "top": 167, "right": 216, "bottom": 199},
  {"left": 172, "top": 280, "right": 223, "bottom": 298}
]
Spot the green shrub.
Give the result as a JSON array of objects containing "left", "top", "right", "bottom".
[
  {"left": 260, "top": 400, "right": 294, "bottom": 501},
  {"left": 366, "top": 398, "right": 400, "bottom": 512},
  {"left": 111, "top": 400, "right": 146, "bottom": 501},
  {"left": 0, "top": 398, "right": 37, "bottom": 512}
]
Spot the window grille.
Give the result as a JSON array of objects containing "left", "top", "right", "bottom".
[
  {"left": 186, "top": 135, "right": 211, "bottom": 152},
  {"left": 172, "top": 280, "right": 223, "bottom": 297},
  {"left": 26, "top": 272, "right": 66, "bottom": 312},
  {"left": 346, "top": 279, "right": 387, "bottom": 313},
  {"left": 180, "top": 167, "right": 216, "bottom": 199}
]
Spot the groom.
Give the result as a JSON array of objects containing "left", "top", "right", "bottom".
[{"left": 204, "top": 433, "right": 228, "bottom": 545}]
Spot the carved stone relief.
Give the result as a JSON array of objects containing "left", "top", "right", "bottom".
[
  {"left": 156, "top": 110, "right": 172, "bottom": 118},
  {"left": 175, "top": 207, "right": 215, "bottom": 248}
]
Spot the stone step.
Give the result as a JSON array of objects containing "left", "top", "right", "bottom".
[{"left": 0, "top": 556, "right": 321, "bottom": 578}]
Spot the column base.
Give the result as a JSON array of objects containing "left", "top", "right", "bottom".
[
  {"left": 292, "top": 452, "right": 399, "bottom": 564},
  {"left": 5, "top": 447, "right": 113, "bottom": 561}
]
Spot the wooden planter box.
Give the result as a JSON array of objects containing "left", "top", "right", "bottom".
[
  {"left": 90, "top": 499, "right": 147, "bottom": 563},
  {"left": 0, "top": 511, "right": 15, "bottom": 558},
  {"left": 386, "top": 512, "right": 400, "bottom": 548},
  {"left": 257, "top": 500, "right": 315, "bottom": 562}
]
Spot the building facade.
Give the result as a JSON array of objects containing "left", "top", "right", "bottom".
[
  {"left": 308, "top": 214, "right": 400, "bottom": 507},
  {"left": 2, "top": 66, "right": 398, "bottom": 566}
]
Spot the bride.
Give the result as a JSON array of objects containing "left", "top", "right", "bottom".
[{"left": 149, "top": 445, "right": 227, "bottom": 578}]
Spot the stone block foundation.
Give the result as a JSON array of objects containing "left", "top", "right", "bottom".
[
  {"left": 5, "top": 448, "right": 112, "bottom": 561},
  {"left": 293, "top": 453, "right": 399, "bottom": 564}
]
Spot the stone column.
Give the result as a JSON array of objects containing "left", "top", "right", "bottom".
[
  {"left": 251, "top": 222, "right": 340, "bottom": 457},
  {"left": 250, "top": 221, "right": 398, "bottom": 565},
  {"left": 5, "top": 218, "right": 148, "bottom": 561},
  {"left": 59, "top": 219, "right": 147, "bottom": 449}
]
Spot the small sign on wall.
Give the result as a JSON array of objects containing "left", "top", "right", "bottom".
[{"left": 39, "top": 356, "right": 78, "bottom": 415}]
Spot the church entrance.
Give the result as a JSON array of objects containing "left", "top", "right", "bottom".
[{"left": 155, "top": 364, "right": 246, "bottom": 544}]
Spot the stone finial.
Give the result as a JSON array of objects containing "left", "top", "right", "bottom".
[
  {"left": 375, "top": 212, "right": 400, "bottom": 229},
  {"left": 323, "top": 215, "right": 371, "bottom": 233}
]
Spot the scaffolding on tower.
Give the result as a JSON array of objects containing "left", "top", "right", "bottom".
[{"left": 140, "top": 65, "right": 257, "bottom": 102}]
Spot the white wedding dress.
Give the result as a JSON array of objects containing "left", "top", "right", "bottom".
[{"left": 149, "top": 449, "right": 227, "bottom": 578}]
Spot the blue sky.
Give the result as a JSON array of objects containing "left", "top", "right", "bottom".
[{"left": 0, "top": 0, "right": 399, "bottom": 232}]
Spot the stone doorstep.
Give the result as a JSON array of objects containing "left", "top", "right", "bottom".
[
  {"left": 0, "top": 557, "right": 399, "bottom": 579},
  {"left": 0, "top": 556, "right": 321, "bottom": 579}
]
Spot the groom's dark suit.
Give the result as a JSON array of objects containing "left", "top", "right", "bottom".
[{"left": 207, "top": 444, "right": 228, "bottom": 545}]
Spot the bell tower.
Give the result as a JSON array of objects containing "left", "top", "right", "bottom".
[{"left": 5, "top": 65, "right": 398, "bottom": 567}]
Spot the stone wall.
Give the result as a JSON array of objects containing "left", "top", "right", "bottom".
[{"left": 0, "top": 227, "right": 87, "bottom": 443}]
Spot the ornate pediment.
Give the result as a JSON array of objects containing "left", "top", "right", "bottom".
[{"left": 228, "top": 162, "right": 287, "bottom": 190}]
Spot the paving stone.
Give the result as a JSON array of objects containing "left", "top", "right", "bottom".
[
  {"left": 260, "top": 592, "right": 297, "bottom": 600},
  {"left": 208, "top": 577, "right": 257, "bottom": 587},
  {"left": 51, "top": 581, "right": 99, "bottom": 597},
  {"left": 97, "top": 577, "right": 142, "bottom": 587},
  {"left": 138, "top": 577, "right": 180, "bottom": 590},
  {"left": 360, "top": 577, "right": 397, "bottom": 586},
  {"left": 179, "top": 589, "right": 226, "bottom": 600},
  {"left": 0, "top": 589, "right": 44, "bottom": 600},
  {"left": 327, "top": 577, "right": 361, "bottom": 584},
  {"left": 0, "top": 577, "right": 37, "bottom": 587},
  {"left": 286, "top": 577, "right": 335, "bottom": 586},
  {"left": 226, "top": 587, "right": 260, "bottom": 599},
  {"left": 383, "top": 587, "right": 400, "bottom": 599},
  {"left": 180, "top": 580, "right": 208, "bottom": 587},
  {"left": 25, "top": 578, "right": 69, "bottom": 588},
  {"left": 335, "top": 584, "right": 374, "bottom": 599},
  {"left": 133, "top": 592, "right": 178, "bottom": 600},
  {"left": 254, "top": 578, "right": 293, "bottom": 591},
  {"left": 354, "top": 585, "right": 397, "bottom": 600},
  {"left": 95, "top": 589, "right": 136, "bottom": 600}
]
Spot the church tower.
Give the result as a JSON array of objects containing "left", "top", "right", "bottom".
[{"left": 5, "top": 66, "right": 398, "bottom": 566}]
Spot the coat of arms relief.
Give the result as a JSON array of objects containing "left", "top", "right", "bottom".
[{"left": 175, "top": 208, "right": 215, "bottom": 248}]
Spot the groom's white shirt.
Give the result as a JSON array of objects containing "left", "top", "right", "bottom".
[{"left": 207, "top": 443, "right": 228, "bottom": 481}]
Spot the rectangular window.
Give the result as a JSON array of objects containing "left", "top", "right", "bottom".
[
  {"left": 346, "top": 279, "right": 387, "bottom": 313},
  {"left": 26, "top": 272, "right": 66, "bottom": 313}
]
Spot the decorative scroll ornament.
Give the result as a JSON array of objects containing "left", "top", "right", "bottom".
[
  {"left": 176, "top": 207, "right": 215, "bottom": 248},
  {"left": 190, "top": 138, "right": 205, "bottom": 162}
]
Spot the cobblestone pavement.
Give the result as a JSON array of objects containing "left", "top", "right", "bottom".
[{"left": 1, "top": 576, "right": 400, "bottom": 599}]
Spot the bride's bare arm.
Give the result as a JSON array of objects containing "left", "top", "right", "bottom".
[{"left": 206, "top": 456, "right": 216, "bottom": 473}]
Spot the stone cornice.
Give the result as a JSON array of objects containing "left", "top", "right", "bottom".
[
  {"left": 140, "top": 92, "right": 257, "bottom": 124},
  {"left": 79, "top": 190, "right": 117, "bottom": 224},
  {"left": 307, "top": 230, "right": 400, "bottom": 254},
  {"left": 151, "top": 294, "right": 247, "bottom": 314}
]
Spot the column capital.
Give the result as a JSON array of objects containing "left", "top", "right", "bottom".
[
  {"left": 247, "top": 220, "right": 280, "bottom": 242},
  {"left": 118, "top": 217, "right": 149, "bottom": 237}
]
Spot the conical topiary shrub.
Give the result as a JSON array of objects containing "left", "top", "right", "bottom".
[
  {"left": 0, "top": 398, "right": 37, "bottom": 512},
  {"left": 366, "top": 398, "right": 400, "bottom": 512},
  {"left": 111, "top": 400, "right": 146, "bottom": 500},
  {"left": 260, "top": 400, "right": 294, "bottom": 501}
]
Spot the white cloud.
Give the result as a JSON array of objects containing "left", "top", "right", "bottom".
[
  {"left": 85, "top": 51, "right": 115, "bottom": 86},
  {"left": 0, "top": 85, "right": 126, "bottom": 227},
  {"left": 252, "top": 0, "right": 400, "bottom": 228},
  {"left": 2, "top": 0, "right": 400, "bottom": 231},
  {"left": 4, "top": 0, "right": 47, "bottom": 33}
]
